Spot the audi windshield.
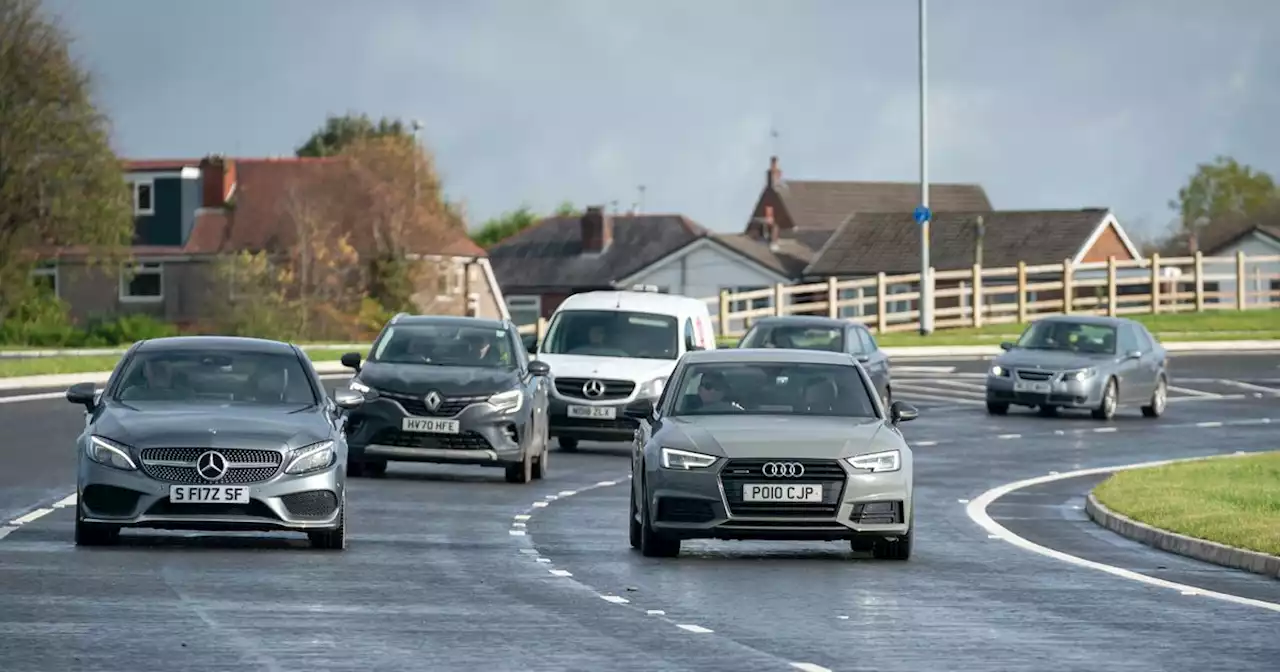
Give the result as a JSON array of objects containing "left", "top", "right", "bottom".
[
  {"left": 111, "top": 349, "right": 319, "bottom": 406},
  {"left": 668, "top": 362, "right": 877, "bottom": 418},
  {"left": 539, "top": 310, "right": 679, "bottom": 360}
]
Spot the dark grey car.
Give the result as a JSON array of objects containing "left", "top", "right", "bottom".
[
  {"left": 738, "top": 316, "right": 893, "bottom": 405},
  {"left": 341, "top": 315, "right": 552, "bottom": 483},
  {"left": 985, "top": 315, "right": 1169, "bottom": 419}
]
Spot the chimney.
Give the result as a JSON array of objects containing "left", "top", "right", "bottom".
[
  {"left": 199, "top": 155, "right": 236, "bottom": 207},
  {"left": 767, "top": 155, "right": 781, "bottom": 189},
  {"left": 581, "top": 205, "right": 613, "bottom": 253},
  {"left": 764, "top": 205, "right": 779, "bottom": 244}
]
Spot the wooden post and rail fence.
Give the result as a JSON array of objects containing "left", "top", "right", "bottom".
[{"left": 515, "top": 251, "right": 1280, "bottom": 341}]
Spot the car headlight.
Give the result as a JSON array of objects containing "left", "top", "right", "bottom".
[
  {"left": 1064, "top": 368, "right": 1096, "bottom": 382},
  {"left": 846, "top": 449, "right": 900, "bottom": 473},
  {"left": 86, "top": 435, "right": 138, "bottom": 471},
  {"left": 638, "top": 376, "right": 667, "bottom": 398},
  {"left": 989, "top": 365, "right": 1007, "bottom": 377},
  {"left": 488, "top": 388, "right": 523, "bottom": 413},
  {"left": 285, "top": 440, "right": 336, "bottom": 475},
  {"left": 661, "top": 447, "right": 717, "bottom": 470},
  {"left": 348, "top": 380, "right": 377, "bottom": 397}
]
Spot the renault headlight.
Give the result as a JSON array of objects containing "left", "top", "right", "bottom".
[
  {"left": 1064, "top": 368, "right": 1096, "bottom": 382},
  {"left": 638, "top": 377, "right": 667, "bottom": 399},
  {"left": 348, "top": 379, "right": 376, "bottom": 397},
  {"left": 488, "top": 388, "right": 523, "bottom": 413},
  {"left": 846, "top": 449, "right": 900, "bottom": 473},
  {"left": 86, "top": 435, "right": 138, "bottom": 471},
  {"left": 285, "top": 440, "right": 336, "bottom": 475},
  {"left": 661, "top": 447, "right": 717, "bottom": 470}
]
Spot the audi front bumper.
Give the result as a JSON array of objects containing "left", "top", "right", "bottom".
[
  {"left": 643, "top": 457, "right": 912, "bottom": 542},
  {"left": 77, "top": 454, "right": 344, "bottom": 533},
  {"left": 346, "top": 395, "right": 530, "bottom": 468}
]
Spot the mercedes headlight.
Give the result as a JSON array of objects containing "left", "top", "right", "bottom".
[
  {"left": 989, "top": 365, "right": 1007, "bottom": 377},
  {"left": 661, "top": 447, "right": 717, "bottom": 470},
  {"left": 86, "top": 435, "right": 138, "bottom": 471},
  {"left": 488, "top": 388, "right": 523, "bottom": 413},
  {"left": 285, "top": 440, "right": 336, "bottom": 475},
  {"left": 1064, "top": 368, "right": 1096, "bottom": 382},
  {"left": 638, "top": 376, "right": 667, "bottom": 399},
  {"left": 846, "top": 449, "right": 900, "bottom": 473}
]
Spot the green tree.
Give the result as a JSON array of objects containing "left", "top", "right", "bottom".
[
  {"left": 1171, "top": 156, "right": 1280, "bottom": 244},
  {"left": 0, "top": 0, "right": 133, "bottom": 318},
  {"left": 295, "top": 113, "right": 413, "bottom": 158},
  {"left": 471, "top": 201, "right": 577, "bottom": 248}
]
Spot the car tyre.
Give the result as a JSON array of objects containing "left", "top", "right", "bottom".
[
  {"left": 849, "top": 537, "right": 876, "bottom": 554},
  {"left": 308, "top": 500, "right": 346, "bottom": 550},
  {"left": 505, "top": 448, "right": 534, "bottom": 484},
  {"left": 1141, "top": 376, "right": 1167, "bottom": 418},
  {"left": 1092, "top": 377, "right": 1118, "bottom": 420},
  {"left": 986, "top": 402, "right": 1009, "bottom": 415},
  {"left": 872, "top": 529, "right": 912, "bottom": 560},
  {"left": 365, "top": 460, "right": 388, "bottom": 478},
  {"left": 533, "top": 440, "right": 550, "bottom": 480},
  {"left": 74, "top": 510, "right": 119, "bottom": 547},
  {"left": 346, "top": 460, "right": 366, "bottom": 478},
  {"left": 628, "top": 483, "right": 642, "bottom": 549},
  {"left": 557, "top": 437, "right": 579, "bottom": 452},
  {"left": 638, "top": 478, "right": 680, "bottom": 558},
  {"left": 1037, "top": 404, "right": 1058, "bottom": 417}
]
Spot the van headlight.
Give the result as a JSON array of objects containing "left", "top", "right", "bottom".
[
  {"left": 488, "top": 388, "right": 523, "bottom": 413},
  {"left": 86, "top": 436, "right": 138, "bottom": 471},
  {"left": 638, "top": 377, "right": 666, "bottom": 398},
  {"left": 285, "top": 440, "right": 336, "bottom": 475}
]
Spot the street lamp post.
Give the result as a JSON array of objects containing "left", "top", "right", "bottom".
[{"left": 917, "top": 0, "right": 934, "bottom": 335}]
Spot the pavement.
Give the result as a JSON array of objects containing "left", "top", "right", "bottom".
[{"left": 0, "top": 354, "right": 1278, "bottom": 671}]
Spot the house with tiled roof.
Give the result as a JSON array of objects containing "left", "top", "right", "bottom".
[
  {"left": 34, "top": 156, "right": 507, "bottom": 326},
  {"left": 1157, "top": 202, "right": 1280, "bottom": 307}
]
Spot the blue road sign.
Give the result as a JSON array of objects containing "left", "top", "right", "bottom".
[{"left": 913, "top": 205, "right": 931, "bottom": 224}]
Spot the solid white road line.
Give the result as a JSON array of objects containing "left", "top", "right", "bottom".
[
  {"left": 9, "top": 507, "right": 53, "bottom": 526},
  {"left": 1168, "top": 385, "right": 1222, "bottom": 398},
  {"left": 0, "top": 526, "right": 17, "bottom": 540},
  {"left": 0, "top": 391, "right": 64, "bottom": 404},
  {"left": 1216, "top": 379, "right": 1280, "bottom": 395},
  {"left": 790, "top": 664, "right": 833, "bottom": 672},
  {"left": 893, "top": 366, "right": 958, "bottom": 374},
  {"left": 891, "top": 387, "right": 986, "bottom": 406},
  {"left": 676, "top": 624, "right": 713, "bottom": 634},
  {"left": 965, "top": 454, "right": 1280, "bottom": 613},
  {"left": 917, "top": 378, "right": 988, "bottom": 392}
]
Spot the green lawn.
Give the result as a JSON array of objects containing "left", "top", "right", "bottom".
[
  {"left": 1093, "top": 452, "right": 1280, "bottom": 557},
  {"left": 0, "top": 347, "right": 352, "bottom": 379}
]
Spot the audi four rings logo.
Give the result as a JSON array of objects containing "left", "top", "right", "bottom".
[
  {"left": 582, "top": 379, "right": 605, "bottom": 398},
  {"left": 762, "top": 462, "right": 805, "bottom": 478},
  {"left": 196, "top": 451, "right": 229, "bottom": 481}
]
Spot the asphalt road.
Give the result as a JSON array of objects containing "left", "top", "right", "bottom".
[{"left": 1, "top": 357, "right": 1278, "bottom": 672}]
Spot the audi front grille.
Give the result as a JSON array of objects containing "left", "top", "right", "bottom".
[
  {"left": 554, "top": 377, "right": 635, "bottom": 401},
  {"left": 139, "top": 447, "right": 283, "bottom": 485},
  {"left": 718, "top": 458, "right": 847, "bottom": 518}
]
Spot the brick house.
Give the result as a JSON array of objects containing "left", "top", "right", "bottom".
[{"left": 35, "top": 156, "right": 508, "bottom": 328}]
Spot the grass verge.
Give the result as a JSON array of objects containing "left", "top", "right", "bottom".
[
  {"left": 1093, "top": 452, "right": 1280, "bottom": 557},
  {"left": 0, "top": 347, "right": 351, "bottom": 379}
]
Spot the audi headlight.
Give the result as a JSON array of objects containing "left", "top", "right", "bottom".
[
  {"left": 285, "top": 440, "right": 336, "bottom": 475},
  {"left": 1065, "top": 368, "right": 1096, "bottom": 382},
  {"left": 86, "top": 435, "right": 138, "bottom": 471},
  {"left": 846, "top": 449, "right": 900, "bottom": 473},
  {"left": 488, "top": 388, "right": 523, "bottom": 413},
  {"left": 661, "top": 447, "right": 717, "bottom": 470},
  {"left": 638, "top": 376, "right": 667, "bottom": 399},
  {"left": 989, "top": 365, "right": 1007, "bottom": 377}
]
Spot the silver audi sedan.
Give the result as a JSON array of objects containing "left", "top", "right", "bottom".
[
  {"left": 67, "top": 336, "right": 363, "bottom": 549},
  {"left": 625, "top": 348, "right": 918, "bottom": 559},
  {"left": 985, "top": 315, "right": 1169, "bottom": 420}
]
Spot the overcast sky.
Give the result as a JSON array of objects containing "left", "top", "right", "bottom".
[{"left": 44, "top": 0, "right": 1280, "bottom": 240}]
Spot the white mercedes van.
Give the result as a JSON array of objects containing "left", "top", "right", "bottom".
[{"left": 535, "top": 288, "right": 717, "bottom": 451}]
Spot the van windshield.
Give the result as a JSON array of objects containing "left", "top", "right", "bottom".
[{"left": 540, "top": 310, "right": 679, "bottom": 360}]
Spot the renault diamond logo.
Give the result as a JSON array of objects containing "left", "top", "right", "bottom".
[
  {"left": 582, "top": 379, "right": 605, "bottom": 398},
  {"left": 196, "top": 451, "right": 229, "bottom": 482},
  {"left": 424, "top": 390, "right": 442, "bottom": 411},
  {"left": 762, "top": 462, "right": 805, "bottom": 478}
]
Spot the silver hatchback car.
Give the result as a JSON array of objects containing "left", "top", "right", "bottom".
[
  {"left": 67, "top": 336, "right": 364, "bottom": 549},
  {"left": 985, "top": 315, "right": 1168, "bottom": 420}
]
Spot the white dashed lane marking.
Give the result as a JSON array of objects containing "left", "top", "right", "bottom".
[{"left": 676, "top": 624, "right": 713, "bottom": 634}]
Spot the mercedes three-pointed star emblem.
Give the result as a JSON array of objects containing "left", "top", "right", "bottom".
[
  {"left": 424, "top": 390, "right": 443, "bottom": 412},
  {"left": 582, "top": 379, "right": 606, "bottom": 398},
  {"left": 196, "top": 450, "right": 229, "bottom": 482}
]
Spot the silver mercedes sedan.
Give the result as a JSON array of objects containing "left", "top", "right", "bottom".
[
  {"left": 624, "top": 348, "right": 918, "bottom": 560},
  {"left": 985, "top": 315, "right": 1168, "bottom": 420}
]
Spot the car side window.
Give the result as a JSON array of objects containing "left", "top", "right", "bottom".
[
  {"left": 863, "top": 328, "right": 880, "bottom": 351},
  {"left": 683, "top": 318, "right": 697, "bottom": 352},
  {"left": 856, "top": 328, "right": 876, "bottom": 354},
  {"left": 1117, "top": 325, "right": 1140, "bottom": 354},
  {"left": 846, "top": 327, "right": 866, "bottom": 355},
  {"left": 509, "top": 329, "right": 530, "bottom": 371},
  {"left": 1133, "top": 326, "right": 1155, "bottom": 352}
]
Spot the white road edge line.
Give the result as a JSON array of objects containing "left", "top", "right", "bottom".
[
  {"left": 1215, "top": 379, "right": 1280, "bottom": 395},
  {"left": 965, "top": 453, "right": 1280, "bottom": 613},
  {"left": 1168, "top": 385, "right": 1222, "bottom": 398},
  {"left": 790, "top": 664, "right": 834, "bottom": 672},
  {"left": 9, "top": 507, "right": 53, "bottom": 526},
  {"left": 676, "top": 624, "right": 713, "bottom": 633}
]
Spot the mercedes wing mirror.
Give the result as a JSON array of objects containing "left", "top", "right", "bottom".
[{"left": 66, "top": 382, "right": 97, "bottom": 412}]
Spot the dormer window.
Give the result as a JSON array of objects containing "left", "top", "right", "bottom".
[{"left": 133, "top": 179, "right": 154, "bottom": 215}]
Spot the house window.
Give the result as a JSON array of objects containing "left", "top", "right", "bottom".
[
  {"left": 133, "top": 180, "right": 154, "bottom": 216},
  {"left": 887, "top": 283, "right": 912, "bottom": 316},
  {"left": 506, "top": 295, "right": 541, "bottom": 327},
  {"left": 30, "top": 262, "right": 58, "bottom": 297},
  {"left": 120, "top": 262, "right": 163, "bottom": 302}
]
